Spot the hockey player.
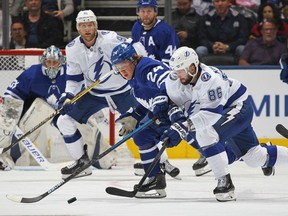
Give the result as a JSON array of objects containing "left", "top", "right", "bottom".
[
  {"left": 109, "top": 41, "right": 208, "bottom": 198},
  {"left": 0, "top": 45, "right": 115, "bottom": 171},
  {"left": 55, "top": 10, "right": 139, "bottom": 179},
  {"left": 132, "top": 0, "right": 206, "bottom": 177},
  {"left": 132, "top": 0, "right": 179, "bottom": 64},
  {"left": 0, "top": 45, "right": 67, "bottom": 170},
  {"left": 161, "top": 46, "right": 288, "bottom": 202}
]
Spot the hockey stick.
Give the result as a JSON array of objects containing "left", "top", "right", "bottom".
[
  {"left": 15, "top": 126, "right": 72, "bottom": 171},
  {"left": 6, "top": 118, "right": 155, "bottom": 203},
  {"left": 276, "top": 124, "right": 288, "bottom": 139},
  {"left": 105, "top": 137, "right": 169, "bottom": 198},
  {"left": 0, "top": 71, "right": 113, "bottom": 154}
]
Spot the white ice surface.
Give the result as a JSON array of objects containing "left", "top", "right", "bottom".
[{"left": 1, "top": 159, "right": 288, "bottom": 216}]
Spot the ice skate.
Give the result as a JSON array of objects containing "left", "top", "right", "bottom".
[
  {"left": 134, "top": 160, "right": 180, "bottom": 179},
  {"left": 61, "top": 145, "right": 92, "bottom": 179},
  {"left": 260, "top": 142, "right": 275, "bottom": 176},
  {"left": 213, "top": 173, "right": 236, "bottom": 202},
  {"left": 135, "top": 171, "right": 167, "bottom": 198},
  {"left": 160, "top": 159, "right": 181, "bottom": 179},
  {"left": 192, "top": 155, "right": 212, "bottom": 176}
]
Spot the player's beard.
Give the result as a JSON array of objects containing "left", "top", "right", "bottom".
[
  {"left": 180, "top": 75, "right": 192, "bottom": 85},
  {"left": 82, "top": 32, "right": 97, "bottom": 43}
]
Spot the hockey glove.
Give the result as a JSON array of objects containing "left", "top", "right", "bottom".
[
  {"left": 160, "top": 121, "right": 189, "bottom": 148},
  {"left": 152, "top": 94, "right": 169, "bottom": 123},
  {"left": 58, "top": 93, "right": 74, "bottom": 115},
  {"left": 168, "top": 105, "right": 186, "bottom": 123},
  {"left": 116, "top": 107, "right": 143, "bottom": 136}
]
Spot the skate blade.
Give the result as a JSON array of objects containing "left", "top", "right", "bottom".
[
  {"left": 171, "top": 175, "right": 182, "bottom": 180},
  {"left": 195, "top": 167, "right": 212, "bottom": 177},
  {"left": 135, "top": 189, "right": 167, "bottom": 199},
  {"left": 134, "top": 168, "right": 145, "bottom": 176},
  {"left": 215, "top": 191, "right": 236, "bottom": 202}
]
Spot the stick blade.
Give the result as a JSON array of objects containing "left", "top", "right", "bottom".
[
  {"left": 105, "top": 187, "right": 135, "bottom": 198},
  {"left": 6, "top": 194, "right": 44, "bottom": 203},
  {"left": 6, "top": 194, "right": 23, "bottom": 203},
  {"left": 276, "top": 124, "right": 288, "bottom": 139}
]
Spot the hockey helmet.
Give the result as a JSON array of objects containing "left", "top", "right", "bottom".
[
  {"left": 169, "top": 47, "right": 199, "bottom": 77},
  {"left": 137, "top": 0, "right": 158, "bottom": 11},
  {"left": 111, "top": 42, "right": 136, "bottom": 74},
  {"left": 76, "top": 10, "right": 97, "bottom": 30},
  {"left": 40, "top": 45, "right": 65, "bottom": 79}
]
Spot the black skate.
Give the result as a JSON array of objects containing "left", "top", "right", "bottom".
[
  {"left": 260, "top": 142, "right": 275, "bottom": 176},
  {"left": 160, "top": 160, "right": 181, "bottom": 179},
  {"left": 61, "top": 144, "right": 92, "bottom": 179},
  {"left": 192, "top": 155, "right": 212, "bottom": 176},
  {"left": 135, "top": 171, "right": 167, "bottom": 198},
  {"left": 213, "top": 174, "right": 236, "bottom": 202},
  {"left": 134, "top": 160, "right": 180, "bottom": 179}
]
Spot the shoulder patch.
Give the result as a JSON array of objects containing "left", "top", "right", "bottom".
[
  {"left": 200, "top": 72, "right": 211, "bottom": 82},
  {"left": 67, "top": 39, "right": 75, "bottom": 47},
  {"left": 100, "top": 31, "right": 109, "bottom": 35}
]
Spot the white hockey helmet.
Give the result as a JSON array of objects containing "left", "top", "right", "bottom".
[
  {"left": 169, "top": 46, "right": 199, "bottom": 77},
  {"left": 40, "top": 45, "right": 65, "bottom": 79},
  {"left": 76, "top": 10, "right": 97, "bottom": 30}
]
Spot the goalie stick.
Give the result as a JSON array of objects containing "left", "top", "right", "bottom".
[
  {"left": 0, "top": 71, "right": 113, "bottom": 154},
  {"left": 15, "top": 126, "right": 72, "bottom": 171},
  {"left": 6, "top": 118, "right": 155, "bottom": 203},
  {"left": 105, "top": 138, "right": 169, "bottom": 198},
  {"left": 276, "top": 124, "right": 288, "bottom": 139}
]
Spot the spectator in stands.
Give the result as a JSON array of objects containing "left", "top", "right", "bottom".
[
  {"left": 171, "top": 0, "right": 201, "bottom": 49},
  {"left": 9, "top": 20, "right": 27, "bottom": 49},
  {"left": 41, "top": 0, "right": 74, "bottom": 42},
  {"left": 250, "top": 3, "right": 288, "bottom": 43},
  {"left": 195, "top": 0, "right": 249, "bottom": 65},
  {"left": 14, "top": 0, "right": 64, "bottom": 48},
  {"left": 239, "top": 18, "right": 287, "bottom": 65}
]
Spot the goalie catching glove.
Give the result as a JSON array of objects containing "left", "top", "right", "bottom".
[
  {"left": 58, "top": 93, "right": 74, "bottom": 115},
  {"left": 116, "top": 107, "right": 143, "bottom": 136},
  {"left": 160, "top": 119, "right": 194, "bottom": 148}
]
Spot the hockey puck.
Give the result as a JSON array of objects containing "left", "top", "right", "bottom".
[{"left": 67, "top": 197, "right": 77, "bottom": 204}]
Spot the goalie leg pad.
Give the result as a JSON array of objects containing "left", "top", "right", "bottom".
[
  {"left": 77, "top": 116, "right": 116, "bottom": 169},
  {"left": 19, "top": 98, "right": 55, "bottom": 141},
  {"left": 0, "top": 97, "right": 23, "bottom": 148}
]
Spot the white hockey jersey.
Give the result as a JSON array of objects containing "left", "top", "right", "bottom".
[
  {"left": 166, "top": 63, "right": 249, "bottom": 133},
  {"left": 65, "top": 30, "right": 130, "bottom": 97}
]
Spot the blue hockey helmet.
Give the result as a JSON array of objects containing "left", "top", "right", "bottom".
[
  {"left": 111, "top": 42, "right": 136, "bottom": 74},
  {"left": 137, "top": 0, "right": 158, "bottom": 11},
  {"left": 40, "top": 45, "right": 66, "bottom": 79}
]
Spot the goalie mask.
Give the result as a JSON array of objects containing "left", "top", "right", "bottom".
[
  {"left": 40, "top": 45, "right": 65, "bottom": 79},
  {"left": 111, "top": 42, "right": 136, "bottom": 75},
  {"left": 169, "top": 46, "right": 199, "bottom": 78}
]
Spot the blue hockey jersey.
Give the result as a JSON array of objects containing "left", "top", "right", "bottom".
[
  {"left": 129, "top": 57, "right": 170, "bottom": 115},
  {"left": 132, "top": 19, "right": 180, "bottom": 64},
  {"left": 4, "top": 64, "right": 67, "bottom": 111}
]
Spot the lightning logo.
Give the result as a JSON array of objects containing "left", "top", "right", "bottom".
[
  {"left": 89, "top": 56, "right": 112, "bottom": 83},
  {"left": 220, "top": 109, "right": 239, "bottom": 126}
]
